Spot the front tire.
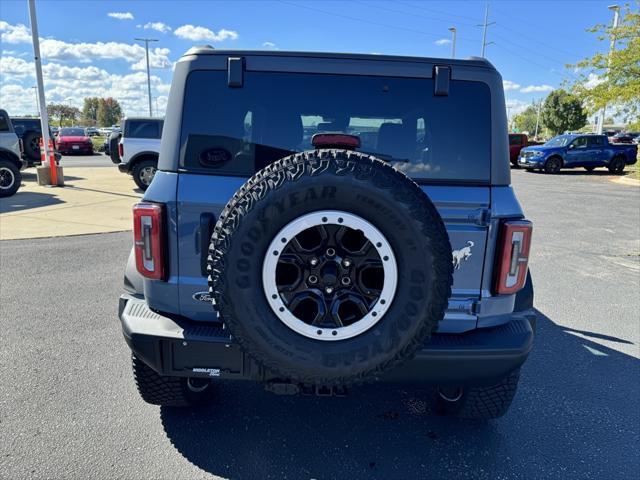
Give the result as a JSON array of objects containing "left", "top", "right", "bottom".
[
  {"left": 544, "top": 157, "right": 562, "bottom": 174},
  {"left": 433, "top": 369, "right": 521, "bottom": 419},
  {"left": 132, "top": 355, "right": 214, "bottom": 407},
  {"left": 607, "top": 156, "right": 625, "bottom": 174},
  {"left": 132, "top": 159, "right": 157, "bottom": 190},
  {"left": 0, "top": 160, "right": 22, "bottom": 197}
]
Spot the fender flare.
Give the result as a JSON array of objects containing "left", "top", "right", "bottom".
[{"left": 0, "top": 147, "right": 23, "bottom": 169}]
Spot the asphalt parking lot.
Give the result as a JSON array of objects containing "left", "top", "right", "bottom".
[{"left": 0, "top": 168, "right": 638, "bottom": 479}]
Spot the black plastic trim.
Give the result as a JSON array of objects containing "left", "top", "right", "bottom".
[{"left": 120, "top": 294, "right": 534, "bottom": 386}]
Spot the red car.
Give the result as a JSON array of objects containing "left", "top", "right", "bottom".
[{"left": 55, "top": 127, "right": 93, "bottom": 155}]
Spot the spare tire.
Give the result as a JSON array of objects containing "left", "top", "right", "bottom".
[{"left": 208, "top": 150, "right": 452, "bottom": 386}]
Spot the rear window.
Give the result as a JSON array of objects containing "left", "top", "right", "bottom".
[
  {"left": 126, "top": 120, "right": 162, "bottom": 139},
  {"left": 59, "top": 128, "right": 85, "bottom": 136},
  {"left": 180, "top": 71, "right": 491, "bottom": 182}
]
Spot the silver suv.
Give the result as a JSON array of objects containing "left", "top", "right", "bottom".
[{"left": 0, "top": 109, "right": 23, "bottom": 197}]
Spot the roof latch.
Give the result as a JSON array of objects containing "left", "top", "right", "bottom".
[
  {"left": 227, "top": 57, "right": 244, "bottom": 88},
  {"left": 434, "top": 65, "right": 450, "bottom": 96}
]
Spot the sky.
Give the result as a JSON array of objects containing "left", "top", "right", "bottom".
[{"left": 0, "top": 0, "right": 624, "bottom": 120}]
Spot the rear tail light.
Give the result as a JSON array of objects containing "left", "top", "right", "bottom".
[
  {"left": 133, "top": 203, "right": 166, "bottom": 280},
  {"left": 118, "top": 143, "right": 123, "bottom": 157},
  {"left": 494, "top": 220, "right": 532, "bottom": 295}
]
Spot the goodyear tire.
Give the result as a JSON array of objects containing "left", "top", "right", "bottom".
[{"left": 208, "top": 150, "right": 453, "bottom": 386}]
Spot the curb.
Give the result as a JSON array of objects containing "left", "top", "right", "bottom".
[{"left": 612, "top": 176, "right": 640, "bottom": 187}]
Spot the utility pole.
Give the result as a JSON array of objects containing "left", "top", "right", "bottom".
[
  {"left": 448, "top": 27, "right": 457, "bottom": 59},
  {"left": 506, "top": 106, "right": 512, "bottom": 131},
  {"left": 134, "top": 37, "right": 158, "bottom": 117},
  {"left": 478, "top": 3, "right": 495, "bottom": 58},
  {"left": 597, "top": 5, "right": 620, "bottom": 134},
  {"left": 28, "top": 0, "right": 61, "bottom": 186},
  {"left": 534, "top": 99, "right": 542, "bottom": 139}
]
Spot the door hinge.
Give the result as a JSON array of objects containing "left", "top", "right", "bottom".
[{"left": 470, "top": 208, "right": 491, "bottom": 227}]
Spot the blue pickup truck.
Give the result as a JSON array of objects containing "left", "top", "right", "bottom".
[{"left": 518, "top": 134, "right": 638, "bottom": 174}]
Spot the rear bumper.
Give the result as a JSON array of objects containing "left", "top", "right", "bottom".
[{"left": 119, "top": 294, "right": 535, "bottom": 386}]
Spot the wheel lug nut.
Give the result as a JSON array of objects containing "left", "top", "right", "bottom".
[
  {"left": 325, "top": 286, "right": 334, "bottom": 294},
  {"left": 342, "top": 259, "right": 351, "bottom": 267},
  {"left": 341, "top": 277, "right": 351, "bottom": 286},
  {"left": 326, "top": 248, "right": 336, "bottom": 257},
  {"left": 310, "top": 258, "right": 318, "bottom": 266},
  {"left": 308, "top": 275, "right": 318, "bottom": 284}
]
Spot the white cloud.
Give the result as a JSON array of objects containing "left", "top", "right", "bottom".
[
  {"left": 503, "top": 80, "right": 521, "bottom": 91},
  {"left": 174, "top": 25, "right": 238, "bottom": 42},
  {"left": 434, "top": 38, "right": 451, "bottom": 46},
  {"left": 0, "top": 21, "right": 31, "bottom": 44},
  {"left": 140, "top": 22, "right": 172, "bottom": 33},
  {"left": 262, "top": 41, "right": 277, "bottom": 49},
  {"left": 37, "top": 39, "right": 172, "bottom": 70},
  {"left": 0, "top": 56, "right": 173, "bottom": 116},
  {"left": 584, "top": 73, "right": 604, "bottom": 90},
  {"left": 520, "top": 84, "right": 553, "bottom": 93},
  {"left": 505, "top": 99, "right": 530, "bottom": 116},
  {"left": 0, "top": 56, "right": 32, "bottom": 78},
  {"left": 108, "top": 12, "right": 134, "bottom": 20},
  {"left": 0, "top": 84, "right": 38, "bottom": 115}
]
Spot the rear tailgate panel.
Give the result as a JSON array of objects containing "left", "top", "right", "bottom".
[{"left": 176, "top": 174, "right": 490, "bottom": 332}]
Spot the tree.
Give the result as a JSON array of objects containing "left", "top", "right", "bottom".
[
  {"left": 96, "top": 97, "right": 123, "bottom": 127},
  {"left": 570, "top": 5, "right": 640, "bottom": 129},
  {"left": 541, "top": 89, "right": 587, "bottom": 135},
  {"left": 47, "top": 103, "right": 80, "bottom": 127},
  {"left": 82, "top": 97, "right": 101, "bottom": 126},
  {"left": 513, "top": 104, "right": 540, "bottom": 135}
]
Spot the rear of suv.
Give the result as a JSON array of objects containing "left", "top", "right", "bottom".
[
  {"left": 117, "top": 117, "right": 163, "bottom": 190},
  {"left": 118, "top": 49, "right": 535, "bottom": 419}
]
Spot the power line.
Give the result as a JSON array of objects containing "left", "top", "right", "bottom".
[{"left": 278, "top": 0, "right": 471, "bottom": 41}]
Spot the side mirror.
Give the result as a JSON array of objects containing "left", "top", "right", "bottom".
[{"left": 568, "top": 144, "right": 575, "bottom": 149}]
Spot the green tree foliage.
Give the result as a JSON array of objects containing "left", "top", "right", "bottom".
[
  {"left": 46, "top": 103, "right": 80, "bottom": 127},
  {"left": 571, "top": 5, "right": 640, "bottom": 128},
  {"left": 82, "top": 97, "right": 101, "bottom": 126},
  {"left": 96, "top": 97, "right": 123, "bottom": 127},
  {"left": 541, "top": 90, "right": 587, "bottom": 135},
  {"left": 513, "top": 105, "right": 540, "bottom": 135}
]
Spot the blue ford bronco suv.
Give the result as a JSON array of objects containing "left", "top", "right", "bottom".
[{"left": 119, "top": 48, "right": 535, "bottom": 419}]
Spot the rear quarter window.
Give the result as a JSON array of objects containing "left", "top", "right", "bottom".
[
  {"left": 0, "top": 114, "right": 9, "bottom": 132},
  {"left": 126, "top": 120, "right": 163, "bottom": 139},
  {"left": 180, "top": 70, "right": 491, "bottom": 183}
]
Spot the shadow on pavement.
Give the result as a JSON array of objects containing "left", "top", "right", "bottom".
[
  {"left": 0, "top": 190, "right": 65, "bottom": 213},
  {"left": 160, "top": 310, "right": 639, "bottom": 479},
  {"left": 20, "top": 171, "right": 85, "bottom": 182}
]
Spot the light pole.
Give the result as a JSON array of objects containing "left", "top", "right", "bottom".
[
  {"left": 31, "top": 86, "right": 38, "bottom": 115},
  {"left": 534, "top": 99, "right": 542, "bottom": 139},
  {"left": 478, "top": 3, "right": 495, "bottom": 58},
  {"left": 134, "top": 37, "right": 158, "bottom": 117},
  {"left": 597, "top": 4, "right": 620, "bottom": 134},
  {"left": 448, "top": 27, "right": 457, "bottom": 59}
]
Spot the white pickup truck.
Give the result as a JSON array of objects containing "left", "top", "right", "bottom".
[{"left": 117, "top": 117, "right": 163, "bottom": 190}]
